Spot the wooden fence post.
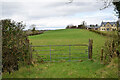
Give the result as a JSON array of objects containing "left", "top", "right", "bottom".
[
  {"left": 88, "top": 39, "right": 93, "bottom": 59},
  {"left": 101, "top": 48, "right": 103, "bottom": 62}
]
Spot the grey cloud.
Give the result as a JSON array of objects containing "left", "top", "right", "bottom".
[
  {"left": 2, "top": 2, "right": 24, "bottom": 17},
  {"left": 1, "top": 1, "right": 115, "bottom": 28},
  {"left": 26, "top": 1, "right": 103, "bottom": 20},
  {"left": 46, "top": 2, "right": 91, "bottom": 8},
  {"left": 1, "top": 1, "right": 104, "bottom": 20}
]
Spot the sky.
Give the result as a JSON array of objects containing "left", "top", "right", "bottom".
[{"left": 0, "top": 0, "right": 118, "bottom": 30}]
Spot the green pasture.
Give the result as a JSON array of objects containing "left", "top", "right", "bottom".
[
  {"left": 29, "top": 29, "right": 107, "bottom": 61},
  {"left": 3, "top": 29, "right": 118, "bottom": 78}
]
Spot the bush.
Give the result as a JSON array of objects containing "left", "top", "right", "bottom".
[
  {"left": 66, "top": 25, "right": 69, "bottom": 29},
  {"left": 1, "top": 19, "right": 32, "bottom": 73},
  {"left": 89, "top": 29, "right": 117, "bottom": 37},
  {"left": 66, "top": 25, "right": 77, "bottom": 29},
  {"left": 78, "top": 25, "right": 86, "bottom": 29},
  {"left": 26, "top": 30, "right": 44, "bottom": 36}
]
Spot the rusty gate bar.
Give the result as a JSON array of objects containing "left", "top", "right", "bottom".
[
  {"left": 49, "top": 45, "right": 52, "bottom": 62},
  {"left": 31, "top": 44, "right": 88, "bottom": 47},
  {"left": 33, "top": 49, "right": 88, "bottom": 51}
]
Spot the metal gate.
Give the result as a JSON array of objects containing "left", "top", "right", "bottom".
[{"left": 31, "top": 44, "right": 91, "bottom": 62}]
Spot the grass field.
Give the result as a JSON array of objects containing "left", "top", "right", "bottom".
[
  {"left": 3, "top": 29, "right": 118, "bottom": 78},
  {"left": 29, "top": 29, "right": 107, "bottom": 61}
]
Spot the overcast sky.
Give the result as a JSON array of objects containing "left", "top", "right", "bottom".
[{"left": 0, "top": 0, "right": 118, "bottom": 30}]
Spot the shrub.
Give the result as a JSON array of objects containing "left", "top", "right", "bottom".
[
  {"left": 70, "top": 26, "right": 77, "bottom": 29},
  {"left": 66, "top": 25, "right": 70, "bottom": 29},
  {"left": 26, "top": 30, "right": 44, "bottom": 36},
  {"left": 66, "top": 25, "right": 77, "bottom": 29},
  {"left": 78, "top": 25, "right": 86, "bottom": 29},
  {"left": 1, "top": 19, "right": 32, "bottom": 73},
  {"left": 89, "top": 29, "right": 117, "bottom": 37}
]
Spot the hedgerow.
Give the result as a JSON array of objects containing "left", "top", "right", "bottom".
[{"left": 1, "top": 19, "right": 32, "bottom": 73}]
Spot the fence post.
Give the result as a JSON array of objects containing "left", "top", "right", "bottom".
[
  {"left": 101, "top": 48, "right": 103, "bottom": 62},
  {"left": 88, "top": 39, "right": 93, "bottom": 59},
  {"left": 69, "top": 45, "right": 71, "bottom": 62}
]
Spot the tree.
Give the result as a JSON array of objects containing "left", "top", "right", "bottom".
[
  {"left": 78, "top": 24, "right": 86, "bottom": 29},
  {"left": 66, "top": 25, "right": 70, "bottom": 29},
  {"left": 32, "top": 27, "right": 36, "bottom": 32},
  {"left": 96, "top": 24, "right": 98, "bottom": 27},
  {"left": 90, "top": 25, "right": 95, "bottom": 27},
  {"left": 30, "top": 24, "right": 36, "bottom": 34},
  {"left": 30, "top": 24, "right": 36, "bottom": 30},
  {"left": 82, "top": 21, "right": 86, "bottom": 27},
  {"left": 78, "top": 24, "right": 83, "bottom": 29},
  {"left": 66, "top": 24, "right": 76, "bottom": 29},
  {"left": 77, "top": 21, "right": 86, "bottom": 29}
]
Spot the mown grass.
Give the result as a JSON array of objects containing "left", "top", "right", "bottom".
[{"left": 3, "top": 29, "right": 118, "bottom": 78}]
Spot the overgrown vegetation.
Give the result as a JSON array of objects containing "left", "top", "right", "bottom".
[
  {"left": 89, "top": 29, "right": 117, "bottom": 37},
  {"left": 25, "top": 29, "right": 44, "bottom": 36},
  {"left": 89, "top": 29, "right": 119, "bottom": 64},
  {"left": 1, "top": 19, "right": 32, "bottom": 74},
  {"left": 100, "top": 1, "right": 120, "bottom": 64}
]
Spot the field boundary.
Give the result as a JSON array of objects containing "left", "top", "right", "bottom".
[{"left": 89, "top": 29, "right": 117, "bottom": 38}]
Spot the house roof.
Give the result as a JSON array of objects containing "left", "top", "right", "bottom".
[
  {"left": 100, "top": 22, "right": 117, "bottom": 27},
  {"left": 86, "top": 21, "right": 120, "bottom": 28}
]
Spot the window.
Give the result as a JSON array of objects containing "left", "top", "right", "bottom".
[{"left": 107, "top": 28, "right": 109, "bottom": 31}]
